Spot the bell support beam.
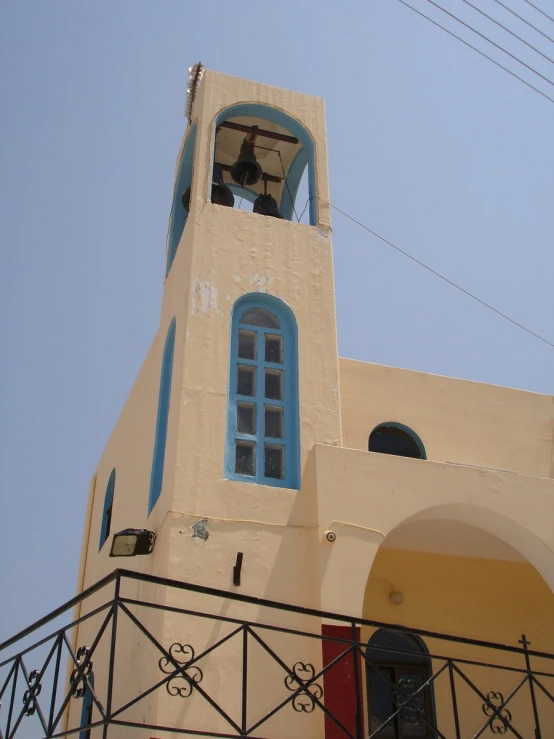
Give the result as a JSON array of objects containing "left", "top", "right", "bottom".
[{"left": 219, "top": 120, "right": 299, "bottom": 145}]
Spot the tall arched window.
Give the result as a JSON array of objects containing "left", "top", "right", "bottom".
[
  {"left": 368, "top": 423, "right": 426, "bottom": 460},
  {"left": 226, "top": 295, "right": 300, "bottom": 489},
  {"left": 166, "top": 123, "right": 197, "bottom": 275},
  {"left": 365, "top": 630, "right": 435, "bottom": 738},
  {"left": 79, "top": 673, "right": 94, "bottom": 739},
  {"left": 148, "top": 318, "right": 176, "bottom": 514},
  {"left": 99, "top": 469, "right": 116, "bottom": 550}
]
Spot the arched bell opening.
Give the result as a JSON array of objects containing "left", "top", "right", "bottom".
[
  {"left": 361, "top": 513, "right": 554, "bottom": 737},
  {"left": 210, "top": 103, "right": 318, "bottom": 225}
]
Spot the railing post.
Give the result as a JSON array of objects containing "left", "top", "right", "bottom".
[
  {"left": 241, "top": 624, "right": 248, "bottom": 736},
  {"left": 519, "top": 634, "right": 541, "bottom": 739},
  {"left": 448, "top": 660, "right": 461, "bottom": 739},
  {"left": 103, "top": 572, "right": 121, "bottom": 739},
  {"left": 47, "top": 634, "right": 63, "bottom": 736},
  {"left": 351, "top": 621, "right": 363, "bottom": 739}
]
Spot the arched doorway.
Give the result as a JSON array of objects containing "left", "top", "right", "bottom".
[{"left": 365, "top": 629, "right": 435, "bottom": 738}]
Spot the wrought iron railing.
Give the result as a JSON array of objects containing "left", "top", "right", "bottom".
[{"left": 1, "top": 569, "right": 553, "bottom": 738}]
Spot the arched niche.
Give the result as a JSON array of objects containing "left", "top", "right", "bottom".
[{"left": 211, "top": 103, "right": 317, "bottom": 225}]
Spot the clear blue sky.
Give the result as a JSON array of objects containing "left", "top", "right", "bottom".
[{"left": 1, "top": 0, "right": 553, "bottom": 644}]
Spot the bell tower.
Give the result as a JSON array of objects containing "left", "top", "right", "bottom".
[{"left": 67, "top": 66, "right": 342, "bottom": 739}]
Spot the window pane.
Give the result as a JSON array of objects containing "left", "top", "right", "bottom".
[
  {"left": 368, "top": 668, "right": 396, "bottom": 737},
  {"left": 265, "top": 406, "right": 284, "bottom": 438},
  {"left": 237, "top": 365, "right": 256, "bottom": 397},
  {"left": 265, "top": 369, "right": 283, "bottom": 400},
  {"left": 238, "top": 330, "right": 256, "bottom": 360},
  {"left": 240, "top": 307, "right": 280, "bottom": 329},
  {"left": 265, "top": 444, "right": 284, "bottom": 479},
  {"left": 265, "top": 334, "right": 283, "bottom": 363},
  {"left": 235, "top": 441, "right": 255, "bottom": 476},
  {"left": 237, "top": 403, "right": 256, "bottom": 435}
]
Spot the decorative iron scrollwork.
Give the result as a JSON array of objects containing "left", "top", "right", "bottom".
[
  {"left": 70, "top": 646, "right": 93, "bottom": 698},
  {"left": 158, "top": 643, "right": 203, "bottom": 698},
  {"left": 23, "top": 670, "right": 42, "bottom": 716},
  {"left": 284, "top": 662, "right": 324, "bottom": 713},
  {"left": 482, "top": 691, "right": 512, "bottom": 734},
  {"left": 393, "top": 677, "right": 423, "bottom": 727}
]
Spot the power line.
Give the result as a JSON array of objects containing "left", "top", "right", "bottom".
[
  {"left": 456, "top": 0, "right": 554, "bottom": 65},
  {"left": 489, "top": 0, "right": 554, "bottom": 45},
  {"left": 396, "top": 0, "right": 554, "bottom": 105},
  {"left": 522, "top": 0, "right": 554, "bottom": 25},
  {"left": 421, "top": 0, "right": 554, "bottom": 87},
  {"left": 324, "top": 200, "right": 554, "bottom": 350}
]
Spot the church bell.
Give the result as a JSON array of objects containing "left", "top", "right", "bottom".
[{"left": 230, "top": 136, "right": 262, "bottom": 187}]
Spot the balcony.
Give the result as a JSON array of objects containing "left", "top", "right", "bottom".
[{"left": 1, "top": 569, "right": 553, "bottom": 738}]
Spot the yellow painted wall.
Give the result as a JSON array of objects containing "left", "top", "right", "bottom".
[
  {"left": 362, "top": 548, "right": 554, "bottom": 736},
  {"left": 340, "top": 358, "right": 554, "bottom": 478}
]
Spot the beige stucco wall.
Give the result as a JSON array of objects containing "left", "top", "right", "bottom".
[{"left": 340, "top": 357, "right": 554, "bottom": 478}]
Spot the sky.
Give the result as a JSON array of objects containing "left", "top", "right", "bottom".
[{"left": 0, "top": 0, "right": 553, "bottom": 654}]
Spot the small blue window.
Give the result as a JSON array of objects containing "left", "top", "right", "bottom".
[
  {"left": 226, "top": 295, "right": 299, "bottom": 489},
  {"left": 167, "top": 123, "right": 197, "bottom": 275},
  {"left": 99, "top": 469, "right": 116, "bottom": 550},
  {"left": 148, "top": 318, "right": 176, "bottom": 514},
  {"left": 79, "top": 673, "right": 94, "bottom": 739}
]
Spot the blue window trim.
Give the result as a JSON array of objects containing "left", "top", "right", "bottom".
[
  {"left": 99, "top": 469, "right": 116, "bottom": 551},
  {"left": 148, "top": 317, "right": 176, "bottom": 514},
  {"left": 79, "top": 673, "right": 94, "bottom": 739},
  {"left": 225, "top": 294, "right": 300, "bottom": 489},
  {"left": 369, "top": 421, "right": 427, "bottom": 460},
  {"left": 166, "top": 123, "right": 197, "bottom": 276},
  {"left": 213, "top": 104, "right": 317, "bottom": 226}
]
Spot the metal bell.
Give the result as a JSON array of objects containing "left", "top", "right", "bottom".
[
  {"left": 211, "top": 163, "right": 235, "bottom": 208},
  {"left": 231, "top": 141, "right": 262, "bottom": 187},
  {"left": 253, "top": 193, "right": 283, "bottom": 219},
  {"left": 211, "top": 183, "right": 235, "bottom": 208}
]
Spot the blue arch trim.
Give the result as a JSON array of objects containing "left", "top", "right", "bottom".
[
  {"left": 148, "top": 318, "right": 177, "bottom": 514},
  {"left": 214, "top": 104, "right": 317, "bottom": 226},
  {"left": 79, "top": 673, "right": 94, "bottom": 739},
  {"left": 225, "top": 293, "right": 300, "bottom": 489},
  {"left": 167, "top": 124, "right": 197, "bottom": 276},
  {"left": 99, "top": 469, "right": 116, "bottom": 551},
  {"left": 369, "top": 421, "right": 427, "bottom": 460}
]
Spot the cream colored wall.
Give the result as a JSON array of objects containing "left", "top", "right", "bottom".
[
  {"left": 312, "top": 443, "right": 554, "bottom": 615},
  {"left": 339, "top": 358, "right": 554, "bottom": 478}
]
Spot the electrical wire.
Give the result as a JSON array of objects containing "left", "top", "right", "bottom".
[
  {"left": 421, "top": 0, "right": 554, "bottom": 87},
  {"left": 489, "top": 0, "right": 554, "bottom": 45},
  {"left": 323, "top": 199, "right": 554, "bottom": 350},
  {"left": 396, "top": 0, "right": 554, "bottom": 105},
  {"left": 456, "top": 0, "right": 554, "bottom": 65},
  {"left": 522, "top": 0, "right": 554, "bottom": 25}
]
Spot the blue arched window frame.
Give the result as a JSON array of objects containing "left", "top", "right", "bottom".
[
  {"left": 225, "top": 294, "right": 300, "bottom": 489},
  {"left": 148, "top": 318, "right": 176, "bottom": 514},
  {"left": 99, "top": 469, "right": 116, "bottom": 550},
  {"left": 166, "top": 123, "right": 197, "bottom": 276},
  {"left": 213, "top": 104, "right": 318, "bottom": 226},
  {"left": 79, "top": 673, "right": 94, "bottom": 739},
  {"left": 368, "top": 422, "right": 427, "bottom": 460}
]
